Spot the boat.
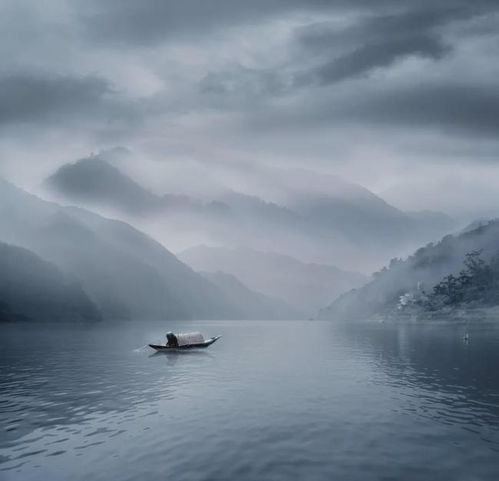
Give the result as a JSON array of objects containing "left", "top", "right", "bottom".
[{"left": 149, "top": 331, "right": 221, "bottom": 351}]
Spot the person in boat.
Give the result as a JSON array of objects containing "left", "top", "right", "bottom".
[{"left": 166, "top": 332, "right": 178, "bottom": 348}]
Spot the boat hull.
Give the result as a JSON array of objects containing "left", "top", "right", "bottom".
[{"left": 149, "top": 336, "right": 220, "bottom": 351}]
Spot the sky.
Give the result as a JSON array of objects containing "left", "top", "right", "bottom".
[{"left": 1, "top": 0, "right": 499, "bottom": 220}]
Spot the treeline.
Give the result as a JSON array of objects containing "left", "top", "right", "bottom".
[{"left": 416, "top": 250, "right": 499, "bottom": 311}]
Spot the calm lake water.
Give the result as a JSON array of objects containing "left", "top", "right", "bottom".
[{"left": 1, "top": 320, "right": 499, "bottom": 481}]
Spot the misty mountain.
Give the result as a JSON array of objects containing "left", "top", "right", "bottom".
[
  {"left": 289, "top": 190, "right": 455, "bottom": 250},
  {"left": 45, "top": 157, "right": 456, "bottom": 271},
  {"left": 207, "top": 190, "right": 455, "bottom": 272},
  {"left": 0, "top": 242, "right": 101, "bottom": 322},
  {"left": 0, "top": 179, "right": 248, "bottom": 321},
  {"left": 200, "top": 271, "right": 298, "bottom": 320},
  {"left": 46, "top": 156, "right": 228, "bottom": 218},
  {"left": 179, "top": 246, "right": 367, "bottom": 317},
  {"left": 318, "top": 219, "right": 499, "bottom": 321},
  {"left": 219, "top": 168, "right": 456, "bottom": 263},
  {"left": 46, "top": 157, "right": 164, "bottom": 215}
]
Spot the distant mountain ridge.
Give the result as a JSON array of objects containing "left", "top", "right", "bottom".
[
  {"left": 179, "top": 245, "right": 367, "bottom": 317},
  {"left": 200, "top": 271, "right": 298, "bottom": 320},
  {"left": 45, "top": 156, "right": 456, "bottom": 271}
]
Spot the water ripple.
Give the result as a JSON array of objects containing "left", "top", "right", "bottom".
[{"left": 1, "top": 321, "right": 499, "bottom": 480}]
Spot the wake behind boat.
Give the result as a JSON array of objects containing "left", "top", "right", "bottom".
[{"left": 149, "top": 331, "right": 221, "bottom": 351}]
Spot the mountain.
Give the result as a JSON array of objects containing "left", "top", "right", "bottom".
[
  {"left": 200, "top": 271, "right": 298, "bottom": 320},
  {"left": 318, "top": 219, "right": 499, "bottom": 321},
  {"left": 0, "top": 179, "right": 244, "bottom": 321},
  {"left": 289, "top": 193, "right": 455, "bottom": 252},
  {"left": 45, "top": 157, "right": 456, "bottom": 271},
  {"left": 179, "top": 246, "right": 367, "bottom": 317},
  {"left": 204, "top": 192, "right": 455, "bottom": 271},
  {"left": 46, "top": 157, "right": 163, "bottom": 215},
  {"left": 46, "top": 156, "right": 228, "bottom": 219},
  {"left": 0, "top": 242, "right": 100, "bottom": 322}
]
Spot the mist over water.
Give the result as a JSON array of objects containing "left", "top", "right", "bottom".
[{"left": 1, "top": 320, "right": 499, "bottom": 481}]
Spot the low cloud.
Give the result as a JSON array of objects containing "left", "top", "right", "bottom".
[
  {"left": 341, "top": 82, "right": 499, "bottom": 136},
  {"left": 0, "top": 73, "right": 137, "bottom": 130},
  {"left": 1, "top": 0, "right": 499, "bottom": 217},
  {"left": 294, "top": 8, "right": 459, "bottom": 85}
]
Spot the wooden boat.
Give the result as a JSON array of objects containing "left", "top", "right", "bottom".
[{"left": 149, "top": 335, "right": 221, "bottom": 351}]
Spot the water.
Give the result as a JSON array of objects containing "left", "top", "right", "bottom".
[{"left": 1, "top": 320, "right": 499, "bottom": 481}]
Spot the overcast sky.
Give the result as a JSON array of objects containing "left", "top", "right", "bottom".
[{"left": 1, "top": 0, "right": 499, "bottom": 219}]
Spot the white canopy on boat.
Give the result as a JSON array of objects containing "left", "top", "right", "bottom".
[{"left": 176, "top": 332, "right": 204, "bottom": 346}]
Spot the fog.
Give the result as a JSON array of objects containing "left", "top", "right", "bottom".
[
  {"left": 1, "top": 0, "right": 499, "bottom": 320},
  {"left": 1, "top": 0, "right": 499, "bottom": 210}
]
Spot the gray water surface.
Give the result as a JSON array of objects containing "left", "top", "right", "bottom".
[{"left": 1, "top": 320, "right": 499, "bottom": 481}]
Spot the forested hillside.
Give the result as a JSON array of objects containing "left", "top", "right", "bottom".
[{"left": 318, "top": 220, "right": 499, "bottom": 320}]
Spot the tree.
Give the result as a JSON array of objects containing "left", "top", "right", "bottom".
[{"left": 425, "top": 250, "right": 495, "bottom": 309}]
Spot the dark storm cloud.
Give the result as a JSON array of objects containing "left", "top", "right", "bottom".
[
  {"left": 185, "top": 1, "right": 499, "bottom": 141},
  {"left": 1, "top": 0, "right": 496, "bottom": 141},
  {"left": 186, "top": 2, "right": 499, "bottom": 143},
  {"left": 247, "top": 78, "right": 499, "bottom": 139},
  {"left": 1, "top": 0, "right": 499, "bottom": 189},
  {"left": 294, "top": 8, "right": 461, "bottom": 85},
  {"left": 0, "top": 73, "right": 137, "bottom": 129},
  {"left": 309, "top": 35, "right": 448, "bottom": 84},
  {"left": 340, "top": 83, "right": 499, "bottom": 136},
  {"left": 78, "top": 0, "right": 332, "bottom": 46},
  {"left": 77, "top": 0, "right": 498, "bottom": 48}
]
